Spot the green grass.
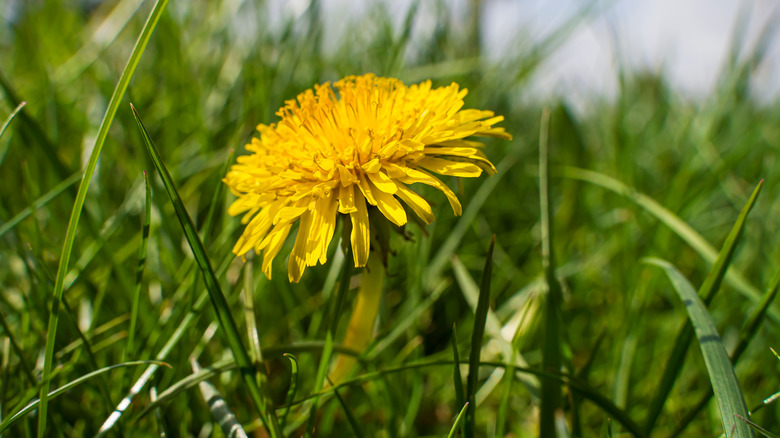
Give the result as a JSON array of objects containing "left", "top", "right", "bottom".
[{"left": 2, "top": 1, "right": 780, "bottom": 436}]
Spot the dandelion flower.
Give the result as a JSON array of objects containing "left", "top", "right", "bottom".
[{"left": 224, "top": 73, "right": 511, "bottom": 282}]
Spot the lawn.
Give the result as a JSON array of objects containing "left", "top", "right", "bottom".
[{"left": 1, "top": 1, "right": 779, "bottom": 437}]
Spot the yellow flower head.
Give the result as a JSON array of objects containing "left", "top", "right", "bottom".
[{"left": 225, "top": 73, "right": 511, "bottom": 282}]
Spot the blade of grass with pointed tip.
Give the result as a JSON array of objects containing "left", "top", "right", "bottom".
[
  {"left": 451, "top": 324, "right": 465, "bottom": 413},
  {"left": 126, "top": 171, "right": 151, "bottom": 359},
  {"left": 539, "top": 108, "right": 562, "bottom": 437},
  {"left": 447, "top": 402, "right": 470, "bottom": 438},
  {"left": 0, "top": 101, "right": 25, "bottom": 166},
  {"left": 647, "top": 258, "right": 754, "bottom": 438},
  {"left": 327, "top": 376, "right": 365, "bottom": 438},
  {"left": 36, "top": 2, "right": 169, "bottom": 435},
  {"left": 465, "top": 236, "right": 495, "bottom": 438},
  {"left": 643, "top": 180, "right": 762, "bottom": 433},
  {"left": 0, "top": 360, "right": 167, "bottom": 434},
  {"left": 280, "top": 353, "right": 299, "bottom": 429},
  {"left": 672, "top": 267, "right": 780, "bottom": 436},
  {"left": 559, "top": 167, "right": 771, "bottom": 319},
  {"left": 130, "top": 104, "right": 282, "bottom": 438}
]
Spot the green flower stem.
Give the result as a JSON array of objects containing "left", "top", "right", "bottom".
[{"left": 331, "top": 252, "right": 384, "bottom": 383}]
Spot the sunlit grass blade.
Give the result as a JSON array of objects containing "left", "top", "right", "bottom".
[
  {"left": 672, "top": 267, "right": 780, "bottom": 435},
  {"left": 559, "top": 167, "right": 769, "bottom": 317},
  {"left": 306, "top": 332, "right": 336, "bottom": 437},
  {"left": 643, "top": 180, "right": 762, "bottom": 433},
  {"left": 465, "top": 236, "right": 495, "bottom": 438},
  {"left": 280, "top": 353, "right": 299, "bottom": 429},
  {"left": 447, "top": 402, "right": 469, "bottom": 438},
  {"left": 0, "top": 172, "right": 81, "bottom": 238},
  {"left": 126, "top": 171, "right": 151, "bottom": 359},
  {"left": 0, "top": 101, "right": 25, "bottom": 166},
  {"left": 0, "top": 361, "right": 168, "bottom": 434},
  {"left": 192, "top": 358, "right": 249, "bottom": 438},
  {"left": 242, "top": 259, "right": 263, "bottom": 364},
  {"left": 539, "top": 108, "right": 562, "bottom": 437},
  {"left": 36, "top": 2, "right": 169, "bottom": 435},
  {"left": 646, "top": 258, "right": 755, "bottom": 438},
  {"left": 130, "top": 104, "right": 282, "bottom": 437}
]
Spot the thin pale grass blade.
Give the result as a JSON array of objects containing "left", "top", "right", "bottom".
[
  {"left": 0, "top": 361, "right": 168, "bottom": 434},
  {"left": 37, "top": 1, "right": 169, "bottom": 435},
  {"left": 326, "top": 376, "right": 365, "bottom": 438},
  {"left": 306, "top": 332, "right": 336, "bottom": 438},
  {"left": 736, "top": 414, "right": 779, "bottom": 438},
  {"left": 0, "top": 101, "right": 25, "bottom": 166},
  {"left": 451, "top": 324, "right": 465, "bottom": 412},
  {"left": 447, "top": 402, "right": 469, "bottom": 438},
  {"left": 495, "top": 361, "right": 514, "bottom": 438},
  {"left": 465, "top": 236, "right": 495, "bottom": 438},
  {"left": 131, "top": 104, "right": 282, "bottom": 437},
  {"left": 243, "top": 259, "right": 263, "bottom": 364},
  {"left": 558, "top": 167, "right": 770, "bottom": 317},
  {"left": 426, "top": 153, "right": 518, "bottom": 287},
  {"left": 192, "top": 358, "right": 248, "bottom": 438},
  {"left": 647, "top": 258, "right": 755, "bottom": 438},
  {"left": 539, "top": 108, "right": 563, "bottom": 437},
  {"left": 450, "top": 256, "right": 540, "bottom": 396},
  {"left": 673, "top": 267, "right": 780, "bottom": 436},
  {"left": 149, "top": 386, "right": 167, "bottom": 437},
  {"left": 55, "top": 0, "right": 144, "bottom": 84},
  {"left": 280, "top": 353, "right": 299, "bottom": 429},
  {"left": 126, "top": 171, "right": 151, "bottom": 359},
  {"left": 0, "top": 172, "right": 81, "bottom": 238},
  {"left": 643, "top": 180, "right": 762, "bottom": 434}
]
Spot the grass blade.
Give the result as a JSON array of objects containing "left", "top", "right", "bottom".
[
  {"left": 672, "top": 267, "right": 780, "bottom": 436},
  {"left": 539, "top": 108, "right": 562, "bottom": 437},
  {"left": 451, "top": 324, "right": 465, "bottom": 413},
  {"left": 647, "top": 258, "right": 755, "bottom": 438},
  {"left": 0, "top": 172, "right": 81, "bottom": 238},
  {"left": 37, "top": 1, "right": 169, "bottom": 435},
  {"left": 0, "top": 361, "right": 168, "bottom": 434},
  {"left": 192, "top": 358, "right": 248, "bottom": 438},
  {"left": 447, "top": 402, "right": 470, "bottom": 438},
  {"left": 559, "top": 167, "right": 770, "bottom": 317},
  {"left": 465, "top": 236, "right": 495, "bottom": 437},
  {"left": 130, "top": 104, "right": 282, "bottom": 437},
  {"left": 643, "top": 181, "right": 762, "bottom": 433},
  {"left": 0, "top": 101, "right": 25, "bottom": 166},
  {"left": 126, "top": 171, "right": 151, "bottom": 359},
  {"left": 327, "top": 376, "right": 365, "bottom": 438},
  {"left": 280, "top": 353, "right": 299, "bottom": 429}
]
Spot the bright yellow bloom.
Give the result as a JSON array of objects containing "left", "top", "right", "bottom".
[{"left": 224, "top": 73, "right": 511, "bottom": 282}]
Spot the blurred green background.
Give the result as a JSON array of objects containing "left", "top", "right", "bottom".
[{"left": 2, "top": 0, "right": 780, "bottom": 436}]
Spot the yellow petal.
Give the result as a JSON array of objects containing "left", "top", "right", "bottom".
[
  {"left": 399, "top": 168, "right": 462, "bottom": 215},
  {"left": 395, "top": 185, "right": 434, "bottom": 225},
  {"left": 338, "top": 184, "right": 357, "bottom": 213},
  {"left": 366, "top": 170, "right": 397, "bottom": 194},
  {"left": 418, "top": 157, "right": 482, "bottom": 178},
  {"left": 288, "top": 211, "right": 312, "bottom": 282},
  {"left": 350, "top": 191, "right": 370, "bottom": 267},
  {"left": 357, "top": 172, "right": 377, "bottom": 205},
  {"left": 306, "top": 192, "right": 338, "bottom": 265},
  {"left": 367, "top": 179, "right": 406, "bottom": 227},
  {"left": 260, "top": 223, "right": 293, "bottom": 279}
]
